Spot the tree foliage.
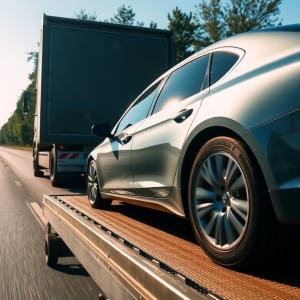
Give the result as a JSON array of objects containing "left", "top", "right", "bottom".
[
  {"left": 224, "top": 0, "right": 282, "bottom": 36},
  {"left": 106, "top": 5, "right": 140, "bottom": 25},
  {"left": 193, "top": 0, "right": 224, "bottom": 49},
  {"left": 150, "top": 21, "right": 158, "bottom": 29},
  {"left": 102, "top": 5, "right": 156, "bottom": 28},
  {"left": 74, "top": 6, "right": 157, "bottom": 28},
  {"left": 74, "top": 8, "right": 97, "bottom": 21},
  {"left": 193, "top": 0, "right": 282, "bottom": 49},
  {"left": 167, "top": 7, "right": 199, "bottom": 63},
  {"left": 0, "top": 50, "right": 37, "bottom": 146}
]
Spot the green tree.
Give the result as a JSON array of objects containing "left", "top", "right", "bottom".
[
  {"left": 150, "top": 21, "right": 158, "bottom": 29},
  {"left": 194, "top": 0, "right": 282, "bottom": 49},
  {"left": 74, "top": 8, "right": 97, "bottom": 21},
  {"left": 224, "top": 0, "right": 282, "bottom": 36},
  {"left": 103, "top": 5, "right": 157, "bottom": 28},
  {"left": 193, "top": 0, "right": 225, "bottom": 49},
  {"left": 0, "top": 49, "right": 38, "bottom": 146},
  {"left": 167, "top": 7, "right": 199, "bottom": 63},
  {"left": 104, "top": 5, "right": 140, "bottom": 26},
  {"left": 74, "top": 6, "right": 157, "bottom": 28},
  {"left": 27, "top": 49, "right": 38, "bottom": 88}
]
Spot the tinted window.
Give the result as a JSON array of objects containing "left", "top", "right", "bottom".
[
  {"left": 210, "top": 52, "right": 239, "bottom": 86},
  {"left": 116, "top": 80, "right": 162, "bottom": 133},
  {"left": 153, "top": 55, "right": 209, "bottom": 114}
]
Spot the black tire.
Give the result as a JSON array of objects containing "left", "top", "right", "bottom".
[
  {"left": 33, "top": 145, "right": 43, "bottom": 177},
  {"left": 188, "top": 136, "right": 279, "bottom": 269},
  {"left": 45, "top": 233, "right": 58, "bottom": 266},
  {"left": 87, "top": 160, "right": 112, "bottom": 209},
  {"left": 50, "top": 148, "right": 61, "bottom": 187}
]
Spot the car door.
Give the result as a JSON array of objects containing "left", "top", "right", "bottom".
[
  {"left": 98, "top": 79, "right": 164, "bottom": 195},
  {"left": 131, "top": 54, "right": 210, "bottom": 197}
]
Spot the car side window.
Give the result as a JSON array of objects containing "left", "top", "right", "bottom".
[
  {"left": 152, "top": 55, "right": 209, "bottom": 114},
  {"left": 116, "top": 79, "right": 163, "bottom": 134},
  {"left": 210, "top": 51, "right": 239, "bottom": 86}
]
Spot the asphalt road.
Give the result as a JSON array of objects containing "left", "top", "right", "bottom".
[{"left": 0, "top": 146, "right": 102, "bottom": 300}]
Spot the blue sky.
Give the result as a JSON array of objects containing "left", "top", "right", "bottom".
[{"left": 0, "top": 0, "right": 299, "bottom": 128}]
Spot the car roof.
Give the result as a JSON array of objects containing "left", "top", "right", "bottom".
[{"left": 255, "top": 23, "right": 300, "bottom": 33}]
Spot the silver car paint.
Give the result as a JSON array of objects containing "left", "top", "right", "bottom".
[
  {"left": 244, "top": 108, "right": 300, "bottom": 190},
  {"left": 98, "top": 122, "right": 142, "bottom": 194},
  {"left": 132, "top": 88, "right": 209, "bottom": 198},
  {"left": 177, "top": 32, "right": 300, "bottom": 193}
]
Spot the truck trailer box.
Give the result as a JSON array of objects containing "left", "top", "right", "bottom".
[
  {"left": 31, "top": 14, "right": 173, "bottom": 185},
  {"left": 36, "top": 15, "right": 173, "bottom": 146}
]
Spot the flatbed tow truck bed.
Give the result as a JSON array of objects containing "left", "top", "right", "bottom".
[{"left": 42, "top": 194, "right": 300, "bottom": 300}]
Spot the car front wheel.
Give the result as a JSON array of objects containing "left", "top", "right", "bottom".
[{"left": 188, "top": 136, "right": 280, "bottom": 269}]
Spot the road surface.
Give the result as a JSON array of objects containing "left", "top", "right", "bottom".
[{"left": 0, "top": 146, "right": 102, "bottom": 300}]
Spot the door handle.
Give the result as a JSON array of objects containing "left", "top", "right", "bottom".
[
  {"left": 120, "top": 134, "right": 132, "bottom": 145},
  {"left": 172, "top": 109, "right": 193, "bottom": 123}
]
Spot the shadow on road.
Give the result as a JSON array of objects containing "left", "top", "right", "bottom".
[{"left": 54, "top": 263, "right": 90, "bottom": 276}]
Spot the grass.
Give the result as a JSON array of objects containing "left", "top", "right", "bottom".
[{"left": 0, "top": 145, "right": 32, "bottom": 151}]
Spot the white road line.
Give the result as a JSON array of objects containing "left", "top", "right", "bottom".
[
  {"left": 14, "top": 180, "right": 23, "bottom": 187},
  {"left": 30, "top": 202, "right": 48, "bottom": 226},
  {"left": 26, "top": 202, "right": 46, "bottom": 229}
]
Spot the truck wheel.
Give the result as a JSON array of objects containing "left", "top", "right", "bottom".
[
  {"left": 188, "top": 137, "right": 277, "bottom": 269},
  {"left": 33, "top": 146, "right": 43, "bottom": 177},
  {"left": 50, "top": 148, "right": 61, "bottom": 187},
  {"left": 45, "top": 233, "right": 58, "bottom": 266},
  {"left": 87, "top": 160, "right": 112, "bottom": 209}
]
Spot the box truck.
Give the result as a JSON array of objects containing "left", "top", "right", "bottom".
[{"left": 24, "top": 14, "right": 173, "bottom": 186}]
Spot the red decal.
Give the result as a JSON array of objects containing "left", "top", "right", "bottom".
[
  {"left": 69, "top": 153, "right": 80, "bottom": 159},
  {"left": 59, "top": 153, "right": 68, "bottom": 159}
]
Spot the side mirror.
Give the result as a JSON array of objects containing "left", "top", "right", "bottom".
[
  {"left": 91, "top": 123, "right": 113, "bottom": 138},
  {"left": 23, "top": 92, "right": 31, "bottom": 115}
]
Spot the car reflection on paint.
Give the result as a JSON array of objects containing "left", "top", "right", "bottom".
[{"left": 87, "top": 24, "right": 300, "bottom": 269}]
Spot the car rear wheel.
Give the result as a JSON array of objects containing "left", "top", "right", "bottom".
[
  {"left": 188, "top": 136, "right": 279, "bottom": 269},
  {"left": 87, "top": 160, "right": 112, "bottom": 209}
]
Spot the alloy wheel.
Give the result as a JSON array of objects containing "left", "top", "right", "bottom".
[
  {"left": 87, "top": 162, "right": 98, "bottom": 205},
  {"left": 193, "top": 152, "right": 249, "bottom": 250}
]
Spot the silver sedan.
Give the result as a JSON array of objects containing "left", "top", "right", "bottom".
[{"left": 87, "top": 23, "right": 300, "bottom": 269}]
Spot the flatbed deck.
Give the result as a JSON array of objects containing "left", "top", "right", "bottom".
[{"left": 43, "top": 194, "right": 300, "bottom": 300}]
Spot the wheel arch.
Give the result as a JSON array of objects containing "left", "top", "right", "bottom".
[
  {"left": 86, "top": 154, "right": 95, "bottom": 174},
  {"left": 177, "top": 117, "right": 274, "bottom": 219}
]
